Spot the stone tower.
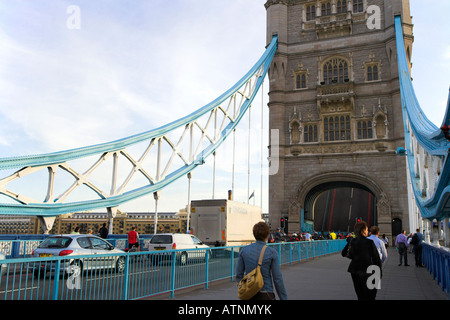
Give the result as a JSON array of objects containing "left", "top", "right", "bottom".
[{"left": 265, "top": 0, "right": 413, "bottom": 240}]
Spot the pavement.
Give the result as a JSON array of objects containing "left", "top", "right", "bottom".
[{"left": 147, "top": 247, "right": 449, "bottom": 301}]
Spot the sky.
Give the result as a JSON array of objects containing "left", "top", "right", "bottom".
[{"left": 0, "top": 0, "right": 448, "bottom": 214}]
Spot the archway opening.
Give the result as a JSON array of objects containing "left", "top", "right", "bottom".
[
  {"left": 392, "top": 218, "right": 402, "bottom": 237},
  {"left": 304, "top": 182, "right": 376, "bottom": 234}
]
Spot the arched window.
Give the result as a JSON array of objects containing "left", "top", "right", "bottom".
[
  {"left": 321, "top": 2, "right": 331, "bottom": 16},
  {"left": 324, "top": 116, "right": 351, "bottom": 141},
  {"left": 306, "top": 5, "right": 316, "bottom": 21},
  {"left": 296, "top": 73, "right": 307, "bottom": 89},
  {"left": 323, "top": 58, "right": 349, "bottom": 84},
  {"left": 353, "top": 0, "right": 364, "bottom": 13},
  {"left": 337, "top": 0, "right": 347, "bottom": 13},
  {"left": 357, "top": 120, "right": 373, "bottom": 139},
  {"left": 367, "top": 64, "right": 379, "bottom": 81},
  {"left": 304, "top": 124, "right": 318, "bottom": 143}
]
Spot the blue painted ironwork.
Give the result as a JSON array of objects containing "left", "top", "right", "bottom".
[
  {"left": 0, "top": 36, "right": 278, "bottom": 217},
  {"left": 395, "top": 15, "right": 450, "bottom": 221}
]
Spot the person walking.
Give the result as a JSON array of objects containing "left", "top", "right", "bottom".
[
  {"left": 236, "top": 221, "right": 288, "bottom": 300},
  {"left": 128, "top": 225, "right": 140, "bottom": 252},
  {"left": 70, "top": 226, "right": 80, "bottom": 234},
  {"left": 304, "top": 231, "right": 311, "bottom": 241},
  {"left": 381, "top": 234, "right": 389, "bottom": 248},
  {"left": 341, "top": 220, "right": 382, "bottom": 300},
  {"left": 411, "top": 228, "right": 424, "bottom": 267},
  {"left": 99, "top": 223, "right": 109, "bottom": 239},
  {"left": 274, "top": 228, "right": 283, "bottom": 242},
  {"left": 395, "top": 230, "right": 409, "bottom": 266},
  {"left": 367, "top": 226, "right": 388, "bottom": 263}
]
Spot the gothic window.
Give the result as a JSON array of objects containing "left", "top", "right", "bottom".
[
  {"left": 366, "top": 64, "right": 379, "bottom": 81},
  {"left": 323, "top": 58, "right": 349, "bottom": 84},
  {"left": 306, "top": 5, "right": 316, "bottom": 21},
  {"left": 321, "top": 2, "right": 331, "bottom": 16},
  {"left": 337, "top": 0, "right": 347, "bottom": 14},
  {"left": 324, "top": 115, "right": 351, "bottom": 141},
  {"left": 304, "top": 124, "right": 318, "bottom": 143},
  {"left": 353, "top": 0, "right": 364, "bottom": 13},
  {"left": 296, "top": 73, "right": 307, "bottom": 89},
  {"left": 357, "top": 120, "right": 373, "bottom": 139}
]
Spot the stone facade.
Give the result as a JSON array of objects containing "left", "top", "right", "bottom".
[{"left": 265, "top": 0, "right": 413, "bottom": 240}]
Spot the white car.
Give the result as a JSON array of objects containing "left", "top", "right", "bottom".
[
  {"left": 148, "top": 233, "right": 210, "bottom": 265},
  {"left": 0, "top": 252, "right": 6, "bottom": 276}
]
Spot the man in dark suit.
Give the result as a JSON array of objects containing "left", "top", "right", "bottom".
[{"left": 342, "top": 221, "right": 382, "bottom": 300}]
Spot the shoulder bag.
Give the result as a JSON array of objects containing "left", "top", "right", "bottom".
[
  {"left": 342, "top": 238, "right": 353, "bottom": 259},
  {"left": 238, "top": 245, "right": 267, "bottom": 300}
]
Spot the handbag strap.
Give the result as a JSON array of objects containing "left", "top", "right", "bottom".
[{"left": 257, "top": 245, "right": 267, "bottom": 267}]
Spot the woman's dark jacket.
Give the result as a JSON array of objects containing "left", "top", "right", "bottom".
[{"left": 341, "top": 236, "right": 382, "bottom": 277}]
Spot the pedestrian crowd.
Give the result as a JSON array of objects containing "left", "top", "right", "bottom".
[
  {"left": 269, "top": 228, "right": 357, "bottom": 243},
  {"left": 341, "top": 220, "right": 425, "bottom": 301}
]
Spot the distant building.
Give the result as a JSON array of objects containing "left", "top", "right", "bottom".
[
  {"left": 0, "top": 215, "right": 40, "bottom": 234},
  {"left": 0, "top": 207, "right": 188, "bottom": 235}
]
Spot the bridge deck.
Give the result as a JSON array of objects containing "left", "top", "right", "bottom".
[{"left": 147, "top": 247, "right": 448, "bottom": 300}]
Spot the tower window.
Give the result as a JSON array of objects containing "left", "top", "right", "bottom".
[
  {"left": 323, "top": 58, "right": 349, "bottom": 84},
  {"left": 337, "top": 0, "right": 347, "bottom": 14},
  {"left": 353, "top": 0, "right": 364, "bottom": 13},
  {"left": 296, "top": 73, "right": 307, "bottom": 89},
  {"left": 306, "top": 5, "right": 316, "bottom": 21},
  {"left": 357, "top": 121, "right": 373, "bottom": 139},
  {"left": 321, "top": 2, "right": 331, "bottom": 16},
  {"left": 324, "top": 116, "right": 351, "bottom": 142},
  {"left": 304, "top": 124, "right": 318, "bottom": 143},
  {"left": 367, "top": 64, "right": 379, "bottom": 81}
]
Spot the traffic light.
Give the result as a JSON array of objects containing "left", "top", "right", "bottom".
[
  {"left": 356, "top": 217, "right": 362, "bottom": 223},
  {"left": 280, "top": 216, "right": 288, "bottom": 233},
  {"left": 284, "top": 216, "right": 289, "bottom": 233}
]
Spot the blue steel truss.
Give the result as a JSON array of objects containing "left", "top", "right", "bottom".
[
  {"left": 395, "top": 16, "right": 450, "bottom": 221},
  {"left": 0, "top": 36, "right": 278, "bottom": 217}
]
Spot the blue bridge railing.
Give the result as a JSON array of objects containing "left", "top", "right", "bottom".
[
  {"left": 0, "top": 239, "right": 346, "bottom": 300},
  {"left": 422, "top": 244, "right": 450, "bottom": 296}
]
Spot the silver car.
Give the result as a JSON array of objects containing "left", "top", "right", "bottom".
[{"left": 32, "top": 234, "right": 125, "bottom": 278}]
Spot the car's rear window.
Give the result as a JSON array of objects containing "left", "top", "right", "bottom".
[
  {"left": 38, "top": 237, "right": 72, "bottom": 249},
  {"left": 150, "top": 235, "right": 172, "bottom": 244}
]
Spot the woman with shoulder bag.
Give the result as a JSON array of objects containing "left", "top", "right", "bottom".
[
  {"left": 341, "top": 220, "right": 382, "bottom": 300},
  {"left": 236, "top": 222, "right": 288, "bottom": 300}
]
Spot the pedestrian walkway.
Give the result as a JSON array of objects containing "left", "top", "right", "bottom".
[{"left": 148, "top": 247, "right": 448, "bottom": 300}]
